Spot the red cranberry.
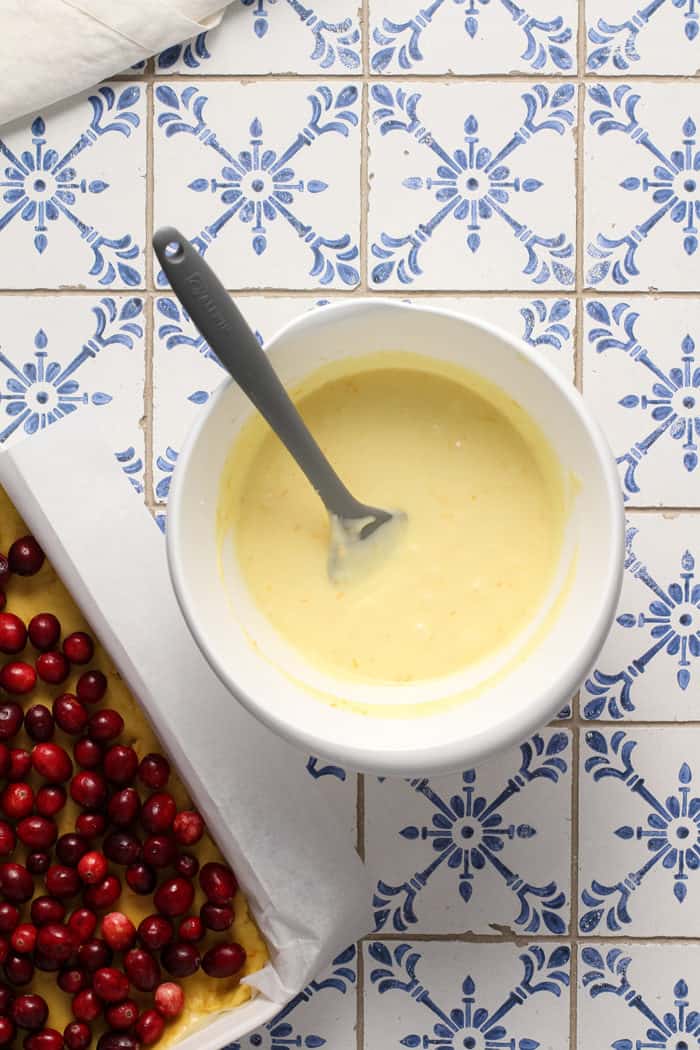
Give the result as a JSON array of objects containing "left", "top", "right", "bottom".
[
  {"left": 28, "top": 614, "right": 60, "bottom": 652},
  {"left": 0, "top": 614, "right": 27, "bottom": 655},
  {"left": 199, "top": 862, "right": 237, "bottom": 904},
  {"left": 0, "top": 937, "right": 9, "bottom": 965},
  {"left": 30, "top": 898, "right": 65, "bottom": 927},
  {"left": 141, "top": 793, "right": 176, "bottom": 835},
  {"left": 63, "top": 634, "right": 93, "bottom": 667},
  {"left": 153, "top": 981, "right": 184, "bottom": 1020},
  {"left": 92, "top": 967, "right": 129, "bottom": 1004},
  {"left": 12, "top": 992, "right": 48, "bottom": 1030},
  {"left": 104, "top": 1001, "right": 138, "bottom": 1032},
  {"left": 0, "top": 743, "right": 9, "bottom": 777},
  {"left": 200, "top": 903, "right": 233, "bottom": 932},
  {"left": 27, "top": 853, "right": 50, "bottom": 876},
  {"left": 103, "top": 833, "right": 140, "bottom": 867},
  {"left": 178, "top": 916, "right": 203, "bottom": 943},
  {"left": 123, "top": 948, "right": 160, "bottom": 992},
  {"left": 72, "top": 989, "right": 102, "bottom": 1023},
  {"left": 107, "top": 789, "right": 139, "bottom": 828},
  {"left": 101, "top": 914, "right": 136, "bottom": 953},
  {"left": 141, "top": 836, "right": 175, "bottom": 870},
  {"left": 0, "top": 980, "right": 13, "bottom": 1012},
  {"left": 175, "top": 854, "right": 199, "bottom": 880},
  {"left": 77, "top": 852, "right": 107, "bottom": 886},
  {"left": 0, "top": 820, "right": 15, "bottom": 857},
  {"left": 161, "top": 943, "right": 200, "bottom": 978},
  {"left": 58, "top": 970, "right": 87, "bottom": 995},
  {"left": 73, "top": 739, "right": 102, "bottom": 771},
  {"left": 67, "top": 909, "right": 97, "bottom": 944},
  {"left": 96, "top": 1036, "right": 138, "bottom": 1050},
  {"left": 172, "top": 811, "right": 204, "bottom": 846},
  {"left": 17, "top": 817, "right": 57, "bottom": 851},
  {"left": 0, "top": 555, "right": 8, "bottom": 588},
  {"left": 36, "top": 652, "right": 69, "bottom": 686},
  {"left": 75, "top": 813, "right": 106, "bottom": 840},
  {"left": 0, "top": 702, "right": 23, "bottom": 741},
  {"left": 0, "top": 863, "right": 33, "bottom": 902},
  {"left": 0, "top": 593, "right": 6, "bottom": 613},
  {"left": 201, "top": 942, "right": 246, "bottom": 979},
  {"left": 45, "top": 865, "right": 81, "bottom": 900},
  {"left": 154, "top": 877, "right": 194, "bottom": 918},
  {"left": 8, "top": 536, "right": 44, "bottom": 577},
  {"left": 36, "top": 925, "right": 76, "bottom": 965},
  {"left": 63, "top": 1022, "right": 91, "bottom": 1050},
  {"left": 0, "top": 661, "right": 36, "bottom": 695},
  {"left": 0, "top": 1017, "right": 12, "bottom": 1047},
  {"left": 0, "top": 904, "right": 19, "bottom": 933},
  {"left": 134, "top": 1008, "right": 164, "bottom": 1046},
  {"left": 53, "top": 696, "right": 88, "bottom": 736},
  {"left": 33, "top": 743, "right": 73, "bottom": 783},
  {"left": 125, "top": 864, "right": 155, "bottom": 896},
  {"left": 36, "top": 785, "right": 66, "bottom": 818},
  {"left": 77, "top": 941, "right": 112, "bottom": 974},
  {"left": 2, "top": 782, "right": 33, "bottom": 820},
  {"left": 137, "top": 916, "right": 172, "bottom": 952},
  {"left": 87, "top": 711, "right": 123, "bottom": 744},
  {"left": 7, "top": 747, "right": 30, "bottom": 780},
  {"left": 56, "top": 835, "right": 88, "bottom": 868},
  {"left": 102, "top": 747, "right": 138, "bottom": 787},
  {"left": 138, "top": 755, "right": 170, "bottom": 791},
  {"left": 84, "top": 876, "right": 121, "bottom": 912},
  {"left": 4, "top": 952, "right": 33, "bottom": 985},
  {"left": 25, "top": 1029, "right": 65, "bottom": 1050},
  {"left": 75, "top": 672, "right": 106, "bottom": 705},
  {"left": 24, "top": 705, "right": 54, "bottom": 743},
  {"left": 10, "top": 924, "right": 37, "bottom": 955},
  {"left": 70, "top": 771, "right": 106, "bottom": 810}
]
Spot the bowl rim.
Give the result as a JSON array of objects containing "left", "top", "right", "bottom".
[{"left": 166, "top": 297, "right": 625, "bottom": 774}]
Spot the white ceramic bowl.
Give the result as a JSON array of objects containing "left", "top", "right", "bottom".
[{"left": 167, "top": 299, "right": 624, "bottom": 776}]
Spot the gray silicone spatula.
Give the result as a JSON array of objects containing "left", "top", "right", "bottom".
[{"left": 153, "top": 226, "right": 404, "bottom": 584}]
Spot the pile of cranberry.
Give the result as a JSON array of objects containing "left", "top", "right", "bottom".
[{"left": 0, "top": 534, "right": 246, "bottom": 1050}]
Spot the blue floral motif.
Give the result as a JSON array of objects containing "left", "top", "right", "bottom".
[
  {"left": 587, "top": 301, "right": 700, "bottom": 497},
  {"left": 0, "top": 86, "right": 142, "bottom": 285},
  {"left": 226, "top": 945, "right": 356, "bottom": 1050},
  {"left": 158, "top": 0, "right": 360, "bottom": 70},
  {"left": 372, "top": 0, "right": 575, "bottom": 72},
  {"left": 371, "top": 85, "right": 575, "bottom": 287},
  {"left": 114, "top": 447, "right": 144, "bottom": 495},
  {"left": 580, "top": 731, "right": 700, "bottom": 931},
  {"left": 373, "top": 733, "right": 569, "bottom": 934},
  {"left": 368, "top": 942, "right": 569, "bottom": 1050},
  {"left": 155, "top": 447, "right": 179, "bottom": 502},
  {"left": 0, "top": 298, "right": 142, "bottom": 444},
  {"left": 584, "top": 525, "right": 700, "bottom": 718},
  {"left": 587, "top": 85, "right": 700, "bottom": 284},
  {"left": 306, "top": 757, "right": 347, "bottom": 781},
  {"left": 588, "top": 0, "right": 699, "bottom": 71},
  {"left": 156, "top": 85, "right": 359, "bottom": 288},
  {"left": 520, "top": 298, "right": 572, "bottom": 350},
  {"left": 582, "top": 948, "right": 700, "bottom": 1050}
]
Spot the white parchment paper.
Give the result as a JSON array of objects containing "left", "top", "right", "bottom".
[{"left": 0, "top": 415, "right": 373, "bottom": 1045}]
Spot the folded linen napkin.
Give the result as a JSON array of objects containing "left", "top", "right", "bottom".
[{"left": 0, "top": 0, "right": 235, "bottom": 128}]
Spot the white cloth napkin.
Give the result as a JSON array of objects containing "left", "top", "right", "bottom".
[{"left": 0, "top": 0, "right": 235, "bottom": 128}]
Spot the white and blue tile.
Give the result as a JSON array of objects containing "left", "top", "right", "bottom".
[
  {"left": 581, "top": 516, "right": 700, "bottom": 721},
  {"left": 585, "top": 83, "right": 700, "bottom": 291},
  {"left": 156, "top": 0, "right": 362, "bottom": 75},
  {"left": 578, "top": 943, "right": 700, "bottom": 1050},
  {"left": 364, "top": 941, "right": 570, "bottom": 1050},
  {"left": 0, "top": 295, "right": 145, "bottom": 492},
  {"left": 579, "top": 727, "right": 700, "bottom": 936},
  {"left": 583, "top": 298, "right": 700, "bottom": 507},
  {"left": 586, "top": 0, "right": 700, "bottom": 74},
  {"left": 370, "top": 0, "right": 577, "bottom": 74},
  {"left": 230, "top": 942, "right": 357, "bottom": 1050},
  {"left": 368, "top": 82, "right": 577, "bottom": 290},
  {"left": 152, "top": 81, "right": 360, "bottom": 290},
  {"left": 0, "top": 84, "right": 146, "bottom": 289},
  {"left": 365, "top": 731, "right": 571, "bottom": 936}
]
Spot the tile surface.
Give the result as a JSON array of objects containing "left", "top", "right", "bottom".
[{"left": 1, "top": 0, "right": 698, "bottom": 1043}]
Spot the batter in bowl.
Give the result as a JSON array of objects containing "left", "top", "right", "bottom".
[{"left": 218, "top": 352, "right": 566, "bottom": 685}]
